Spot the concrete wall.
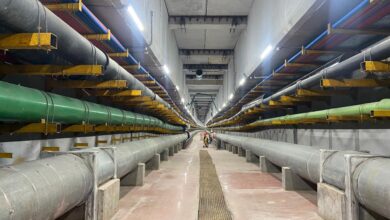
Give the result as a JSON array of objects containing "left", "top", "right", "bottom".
[{"left": 131, "top": 0, "right": 189, "bottom": 103}]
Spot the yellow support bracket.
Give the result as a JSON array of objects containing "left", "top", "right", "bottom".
[
  {"left": 62, "top": 124, "right": 94, "bottom": 133},
  {"left": 92, "top": 89, "right": 142, "bottom": 97},
  {"left": 362, "top": 61, "right": 390, "bottom": 73},
  {"left": 284, "top": 60, "right": 320, "bottom": 68},
  {"left": 327, "top": 115, "right": 370, "bottom": 122},
  {"left": 301, "top": 46, "right": 346, "bottom": 55},
  {"left": 296, "top": 89, "right": 349, "bottom": 97},
  {"left": 74, "top": 143, "right": 89, "bottom": 148},
  {"left": 0, "top": 153, "right": 12, "bottom": 158},
  {"left": 108, "top": 49, "right": 129, "bottom": 58},
  {"left": 0, "top": 33, "right": 57, "bottom": 50},
  {"left": 327, "top": 23, "right": 390, "bottom": 36},
  {"left": 141, "top": 80, "right": 157, "bottom": 85},
  {"left": 371, "top": 110, "right": 390, "bottom": 118},
  {"left": 42, "top": 146, "right": 60, "bottom": 152},
  {"left": 321, "top": 79, "right": 390, "bottom": 88},
  {"left": 122, "top": 64, "right": 141, "bottom": 71},
  {"left": 45, "top": 0, "right": 83, "bottom": 11},
  {"left": 269, "top": 100, "right": 295, "bottom": 106},
  {"left": 83, "top": 30, "right": 111, "bottom": 41},
  {"left": 113, "top": 96, "right": 153, "bottom": 103},
  {"left": 48, "top": 80, "right": 128, "bottom": 89},
  {"left": 0, "top": 65, "right": 102, "bottom": 76}
]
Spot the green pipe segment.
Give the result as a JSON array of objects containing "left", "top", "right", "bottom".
[
  {"left": 225, "top": 99, "right": 390, "bottom": 130},
  {"left": 0, "top": 81, "right": 183, "bottom": 131}
]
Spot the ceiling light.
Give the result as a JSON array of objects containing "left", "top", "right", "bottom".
[
  {"left": 181, "top": 98, "right": 185, "bottom": 103},
  {"left": 239, "top": 77, "right": 246, "bottom": 86},
  {"left": 222, "top": 103, "right": 226, "bottom": 108},
  {"left": 260, "top": 45, "right": 274, "bottom": 61},
  {"left": 176, "top": 85, "right": 180, "bottom": 91},
  {"left": 127, "top": 5, "right": 144, "bottom": 32},
  {"left": 229, "top": 93, "right": 233, "bottom": 100},
  {"left": 218, "top": 108, "right": 221, "bottom": 111},
  {"left": 162, "top": 65, "right": 170, "bottom": 74}
]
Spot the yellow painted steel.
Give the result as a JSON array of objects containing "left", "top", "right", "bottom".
[
  {"left": 327, "top": 115, "right": 370, "bottom": 122},
  {"left": 269, "top": 100, "right": 295, "bottom": 106},
  {"left": 321, "top": 79, "right": 390, "bottom": 88},
  {"left": 108, "top": 49, "right": 129, "bottom": 58},
  {"left": 42, "top": 147, "right": 60, "bottom": 152},
  {"left": 0, "top": 65, "right": 102, "bottom": 76},
  {"left": 74, "top": 143, "right": 89, "bottom": 148},
  {"left": 0, "top": 153, "right": 12, "bottom": 158},
  {"left": 284, "top": 60, "right": 319, "bottom": 68},
  {"left": 301, "top": 46, "right": 344, "bottom": 55},
  {"left": 92, "top": 89, "right": 142, "bottom": 97},
  {"left": 327, "top": 23, "right": 390, "bottom": 36},
  {"left": 296, "top": 89, "right": 349, "bottom": 97},
  {"left": 371, "top": 110, "right": 390, "bottom": 118},
  {"left": 0, "top": 33, "right": 57, "bottom": 50},
  {"left": 45, "top": 0, "right": 83, "bottom": 11},
  {"left": 141, "top": 80, "right": 157, "bottom": 85},
  {"left": 83, "top": 30, "right": 111, "bottom": 41},
  {"left": 122, "top": 64, "right": 140, "bottom": 71},
  {"left": 49, "top": 80, "right": 128, "bottom": 89},
  {"left": 96, "top": 140, "right": 108, "bottom": 144},
  {"left": 63, "top": 124, "right": 94, "bottom": 133},
  {"left": 363, "top": 61, "right": 390, "bottom": 73},
  {"left": 15, "top": 122, "right": 59, "bottom": 134}
]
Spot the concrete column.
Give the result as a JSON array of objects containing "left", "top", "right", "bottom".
[
  {"left": 238, "top": 147, "right": 246, "bottom": 157},
  {"left": 121, "top": 163, "right": 145, "bottom": 186},
  {"left": 317, "top": 183, "right": 346, "bottom": 220},
  {"left": 174, "top": 145, "right": 179, "bottom": 153},
  {"left": 259, "top": 156, "right": 280, "bottom": 173},
  {"left": 246, "top": 150, "right": 258, "bottom": 163},
  {"left": 221, "top": 141, "right": 226, "bottom": 150},
  {"left": 227, "top": 144, "right": 232, "bottom": 152},
  {"left": 232, "top": 146, "right": 238, "bottom": 154},
  {"left": 97, "top": 179, "right": 120, "bottom": 220},
  {"left": 169, "top": 147, "right": 174, "bottom": 156},
  {"left": 161, "top": 149, "right": 169, "bottom": 161},
  {"left": 282, "top": 167, "right": 313, "bottom": 191},
  {"left": 146, "top": 154, "right": 160, "bottom": 170}
]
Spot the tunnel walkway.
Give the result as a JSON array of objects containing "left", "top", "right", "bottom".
[{"left": 112, "top": 134, "right": 322, "bottom": 220}]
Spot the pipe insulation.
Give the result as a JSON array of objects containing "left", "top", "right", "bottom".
[
  {"left": 0, "top": 131, "right": 197, "bottom": 220},
  {"left": 216, "top": 133, "right": 390, "bottom": 219},
  {"left": 0, "top": 0, "right": 168, "bottom": 108},
  {"left": 0, "top": 81, "right": 182, "bottom": 131}
]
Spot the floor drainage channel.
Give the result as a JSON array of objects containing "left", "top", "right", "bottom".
[{"left": 198, "top": 150, "right": 232, "bottom": 220}]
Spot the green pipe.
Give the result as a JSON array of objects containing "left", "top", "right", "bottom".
[
  {"left": 0, "top": 81, "right": 183, "bottom": 132},
  {"left": 237, "top": 99, "right": 390, "bottom": 130}
]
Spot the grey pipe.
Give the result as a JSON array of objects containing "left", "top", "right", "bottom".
[
  {"left": 0, "top": 0, "right": 168, "bottom": 107},
  {"left": 216, "top": 133, "right": 390, "bottom": 219},
  {"left": 0, "top": 132, "right": 197, "bottom": 220}
]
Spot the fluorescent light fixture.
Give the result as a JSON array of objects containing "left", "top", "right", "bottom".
[
  {"left": 176, "top": 85, "right": 180, "bottom": 91},
  {"left": 181, "top": 98, "right": 185, "bottom": 103},
  {"left": 260, "top": 45, "right": 274, "bottom": 61},
  {"left": 239, "top": 77, "right": 246, "bottom": 86},
  {"left": 218, "top": 108, "right": 221, "bottom": 111},
  {"left": 229, "top": 93, "right": 233, "bottom": 100},
  {"left": 222, "top": 103, "right": 226, "bottom": 108},
  {"left": 162, "top": 65, "right": 170, "bottom": 74},
  {"left": 127, "top": 5, "right": 144, "bottom": 32}
]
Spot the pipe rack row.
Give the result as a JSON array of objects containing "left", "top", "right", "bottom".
[
  {"left": 216, "top": 133, "right": 390, "bottom": 219},
  {"left": 0, "top": 0, "right": 189, "bottom": 126},
  {"left": 0, "top": 131, "right": 197, "bottom": 220},
  {"left": 0, "top": 81, "right": 183, "bottom": 133},
  {"left": 215, "top": 99, "right": 390, "bottom": 131}
]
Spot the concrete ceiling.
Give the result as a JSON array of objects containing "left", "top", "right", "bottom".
[{"left": 165, "top": 0, "right": 254, "bottom": 122}]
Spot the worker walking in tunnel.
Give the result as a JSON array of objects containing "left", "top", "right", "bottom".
[{"left": 203, "top": 131, "right": 209, "bottom": 148}]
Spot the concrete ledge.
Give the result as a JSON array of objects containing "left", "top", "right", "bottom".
[
  {"left": 246, "top": 150, "right": 258, "bottom": 163},
  {"left": 282, "top": 167, "right": 312, "bottom": 191},
  {"left": 161, "top": 149, "right": 169, "bottom": 161},
  {"left": 238, "top": 147, "right": 246, "bottom": 157},
  {"left": 317, "top": 182, "right": 346, "bottom": 220},
  {"left": 169, "top": 147, "right": 174, "bottom": 156},
  {"left": 259, "top": 156, "right": 280, "bottom": 173},
  {"left": 146, "top": 154, "right": 160, "bottom": 170},
  {"left": 121, "top": 163, "right": 145, "bottom": 186},
  {"left": 232, "top": 146, "right": 238, "bottom": 154},
  {"left": 98, "top": 179, "right": 120, "bottom": 220}
]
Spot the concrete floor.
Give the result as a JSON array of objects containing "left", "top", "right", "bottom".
[{"left": 112, "top": 134, "right": 322, "bottom": 220}]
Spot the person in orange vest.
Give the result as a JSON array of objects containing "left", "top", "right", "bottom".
[{"left": 203, "top": 132, "right": 209, "bottom": 148}]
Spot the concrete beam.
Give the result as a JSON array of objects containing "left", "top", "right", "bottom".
[
  {"left": 121, "top": 163, "right": 145, "bottom": 186},
  {"left": 146, "top": 154, "right": 160, "bottom": 170},
  {"left": 179, "top": 49, "right": 234, "bottom": 56},
  {"left": 259, "top": 156, "right": 280, "bottom": 173},
  {"left": 186, "top": 79, "right": 223, "bottom": 86},
  {"left": 98, "top": 179, "right": 120, "bottom": 220},
  {"left": 169, "top": 16, "right": 247, "bottom": 30},
  {"left": 282, "top": 167, "right": 313, "bottom": 191}
]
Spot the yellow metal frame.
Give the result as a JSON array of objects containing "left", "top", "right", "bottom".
[
  {"left": 45, "top": 0, "right": 83, "bottom": 11},
  {"left": 0, "top": 65, "right": 102, "bottom": 76},
  {"left": 371, "top": 110, "right": 390, "bottom": 118},
  {"left": 42, "top": 146, "right": 60, "bottom": 152},
  {"left": 363, "top": 61, "right": 390, "bottom": 73},
  {"left": 0, "top": 153, "right": 12, "bottom": 159},
  {"left": 62, "top": 124, "right": 94, "bottom": 133},
  {"left": 327, "top": 23, "right": 390, "bottom": 36},
  {"left": 296, "top": 89, "right": 349, "bottom": 97},
  {"left": 0, "top": 33, "right": 57, "bottom": 50},
  {"left": 122, "top": 64, "right": 141, "bottom": 71},
  {"left": 49, "top": 80, "right": 128, "bottom": 89},
  {"left": 92, "top": 89, "right": 142, "bottom": 97},
  {"left": 108, "top": 49, "right": 129, "bottom": 58},
  {"left": 83, "top": 30, "right": 111, "bottom": 41},
  {"left": 74, "top": 143, "right": 89, "bottom": 148},
  {"left": 321, "top": 79, "right": 390, "bottom": 88}
]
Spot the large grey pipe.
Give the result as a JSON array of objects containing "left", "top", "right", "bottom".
[
  {"left": 0, "top": 132, "right": 196, "bottom": 220},
  {"left": 216, "top": 133, "right": 390, "bottom": 219},
  {"left": 0, "top": 0, "right": 168, "bottom": 107}
]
